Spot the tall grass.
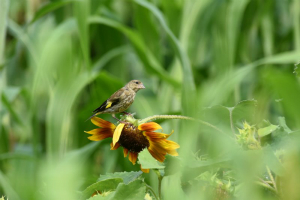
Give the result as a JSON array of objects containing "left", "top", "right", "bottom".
[{"left": 1, "top": 0, "right": 300, "bottom": 199}]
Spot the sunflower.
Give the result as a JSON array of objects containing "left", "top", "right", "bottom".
[{"left": 85, "top": 117, "right": 180, "bottom": 172}]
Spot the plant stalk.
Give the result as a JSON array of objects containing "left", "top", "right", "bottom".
[
  {"left": 139, "top": 115, "right": 225, "bottom": 134},
  {"left": 146, "top": 184, "right": 159, "bottom": 200}
]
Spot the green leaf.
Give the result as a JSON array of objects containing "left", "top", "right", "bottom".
[
  {"left": 81, "top": 178, "right": 123, "bottom": 200},
  {"left": 98, "top": 171, "right": 143, "bottom": 184},
  {"left": 8, "top": 19, "right": 39, "bottom": 65},
  {"left": 74, "top": 0, "right": 90, "bottom": 68},
  {"left": 0, "top": 171, "right": 20, "bottom": 200},
  {"left": 263, "top": 147, "right": 284, "bottom": 176},
  {"left": 0, "top": 0, "right": 9, "bottom": 64},
  {"left": 1, "top": 90, "right": 23, "bottom": 125},
  {"left": 266, "top": 69, "right": 300, "bottom": 126},
  {"left": 258, "top": 124, "right": 279, "bottom": 137},
  {"left": 232, "top": 99, "right": 258, "bottom": 124},
  {"left": 202, "top": 51, "right": 300, "bottom": 107},
  {"left": 88, "top": 191, "right": 115, "bottom": 200},
  {"left": 138, "top": 149, "right": 164, "bottom": 169},
  {"left": 182, "top": 157, "right": 232, "bottom": 183},
  {"left": 164, "top": 155, "right": 181, "bottom": 176},
  {"left": 92, "top": 46, "right": 130, "bottom": 73},
  {"left": 87, "top": 180, "right": 146, "bottom": 200},
  {"left": 133, "top": 0, "right": 196, "bottom": 115},
  {"left": 112, "top": 180, "right": 146, "bottom": 200},
  {"left": 65, "top": 142, "right": 100, "bottom": 163},
  {"left": 278, "top": 117, "right": 292, "bottom": 134},
  {"left": 189, "top": 157, "right": 232, "bottom": 169},
  {"left": 30, "top": 0, "right": 79, "bottom": 24},
  {"left": 88, "top": 16, "right": 180, "bottom": 88}
]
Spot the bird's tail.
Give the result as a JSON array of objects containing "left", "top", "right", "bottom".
[{"left": 85, "top": 112, "right": 99, "bottom": 122}]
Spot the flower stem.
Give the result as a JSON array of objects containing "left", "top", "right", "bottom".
[
  {"left": 153, "top": 169, "right": 163, "bottom": 200},
  {"left": 158, "top": 175, "right": 163, "bottom": 199},
  {"left": 140, "top": 115, "right": 225, "bottom": 134},
  {"left": 146, "top": 184, "right": 159, "bottom": 200}
]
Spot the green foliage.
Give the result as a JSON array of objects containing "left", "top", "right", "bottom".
[
  {"left": 82, "top": 173, "right": 146, "bottom": 200},
  {"left": 81, "top": 178, "right": 123, "bottom": 199},
  {"left": 98, "top": 171, "right": 143, "bottom": 184},
  {"left": 138, "top": 149, "right": 164, "bottom": 169},
  {"left": 1, "top": 0, "right": 300, "bottom": 199}
]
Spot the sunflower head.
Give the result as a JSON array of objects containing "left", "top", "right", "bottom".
[
  {"left": 118, "top": 123, "right": 150, "bottom": 153},
  {"left": 85, "top": 116, "right": 180, "bottom": 172}
]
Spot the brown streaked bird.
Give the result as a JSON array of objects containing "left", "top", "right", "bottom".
[{"left": 88, "top": 80, "right": 145, "bottom": 121}]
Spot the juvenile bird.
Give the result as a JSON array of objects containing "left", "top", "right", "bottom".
[{"left": 88, "top": 80, "right": 145, "bottom": 121}]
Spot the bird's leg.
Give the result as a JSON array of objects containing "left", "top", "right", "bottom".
[
  {"left": 112, "top": 113, "right": 131, "bottom": 124},
  {"left": 122, "top": 111, "right": 132, "bottom": 116},
  {"left": 112, "top": 113, "right": 122, "bottom": 122}
]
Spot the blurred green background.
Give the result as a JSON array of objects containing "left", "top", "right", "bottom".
[{"left": 1, "top": 0, "right": 300, "bottom": 199}]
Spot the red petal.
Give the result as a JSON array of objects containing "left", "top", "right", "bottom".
[
  {"left": 88, "top": 132, "right": 112, "bottom": 141},
  {"left": 123, "top": 148, "right": 129, "bottom": 157},
  {"left": 148, "top": 148, "right": 166, "bottom": 162},
  {"left": 145, "top": 133, "right": 180, "bottom": 162},
  {"left": 85, "top": 128, "right": 113, "bottom": 136},
  {"left": 128, "top": 152, "right": 138, "bottom": 165},
  {"left": 110, "top": 142, "right": 120, "bottom": 150},
  {"left": 85, "top": 128, "right": 114, "bottom": 141},
  {"left": 138, "top": 122, "right": 162, "bottom": 131}
]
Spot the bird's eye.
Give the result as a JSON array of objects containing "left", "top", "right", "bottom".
[{"left": 135, "top": 81, "right": 139, "bottom": 84}]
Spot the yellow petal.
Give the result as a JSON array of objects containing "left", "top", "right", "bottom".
[
  {"left": 148, "top": 148, "right": 165, "bottom": 162},
  {"left": 85, "top": 128, "right": 114, "bottom": 136},
  {"left": 128, "top": 152, "right": 138, "bottom": 165},
  {"left": 138, "top": 122, "right": 162, "bottom": 131},
  {"left": 123, "top": 148, "right": 129, "bottom": 157},
  {"left": 91, "top": 117, "right": 116, "bottom": 129},
  {"left": 112, "top": 123, "right": 125, "bottom": 147},
  {"left": 140, "top": 165, "right": 150, "bottom": 173}
]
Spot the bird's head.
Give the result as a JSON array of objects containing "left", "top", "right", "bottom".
[{"left": 126, "top": 80, "right": 145, "bottom": 92}]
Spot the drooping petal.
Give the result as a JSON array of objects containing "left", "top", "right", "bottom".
[
  {"left": 128, "top": 152, "right": 138, "bottom": 165},
  {"left": 138, "top": 122, "right": 162, "bottom": 132},
  {"left": 154, "top": 139, "right": 180, "bottom": 150},
  {"left": 123, "top": 148, "right": 129, "bottom": 157},
  {"left": 148, "top": 148, "right": 166, "bottom": 162},
  {"left": 167, "top": 149, "right": 179, "bottom": 156},
  {"left": 110, "top": 142, "right": 120, "bottom": 150},
  {"left": 113, "top": 123, "right": 125, "bottom": 147},
  {"left": 143, "top": 130, "right": 174, "bottom": 139},
  {"left": 144, "top": 131, "right": 180, "bottom": 162},
  {"left": 85, "top": 128, "right": 114, "bottom": 136},
  {"left": 140, "top": 165, "right": 150, "bottom": 173},
  {"left": 91, "top": 117, "right": 116, "bottom": 129},
  {"left": 87, "top": 131, "right": 114, "bottom": 141}
]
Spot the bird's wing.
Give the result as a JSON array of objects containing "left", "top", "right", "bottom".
[
  {"left": 92, "top": 88, "right": 125, "bottom": 113},
  {"left": 109, "top": 88, "right": 125, "bottom": 102}
]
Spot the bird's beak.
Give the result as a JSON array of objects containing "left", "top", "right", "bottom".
[{"left": 139, "top": 84, "right": 145, "bottom": 89}]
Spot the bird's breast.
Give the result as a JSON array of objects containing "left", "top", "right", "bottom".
[{"left": 119, "top": 94, "right": 135, "bottom": 111}]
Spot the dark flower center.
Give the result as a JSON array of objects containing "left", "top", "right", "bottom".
[{"left": 118, "top": 123, "right": 150, "bottom": 153}]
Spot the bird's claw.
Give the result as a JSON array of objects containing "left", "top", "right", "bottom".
[
  {"left": 120, "top": 121, "right": 131, "bottom": 125},
  {"left": 112, "top": 116, "right": 130, "bottom": 125},
  {"left": 122, "top": 112, "right": 133, "bottom": 116}
]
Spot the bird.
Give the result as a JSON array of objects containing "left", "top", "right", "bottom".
[{"left": 88, "top": 80, "right": 145, "bottom": 121}]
